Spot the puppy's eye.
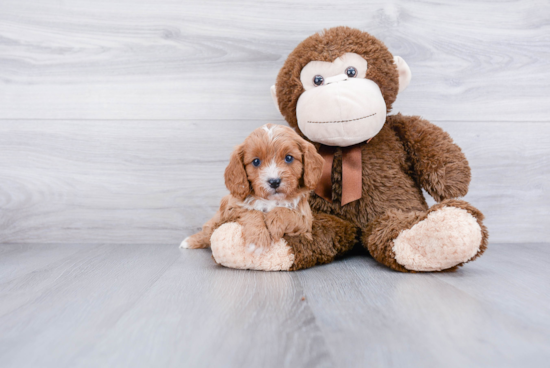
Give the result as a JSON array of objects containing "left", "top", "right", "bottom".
[
  {"left": 285, "top": 155, "right": 294, "bottom": 163},
  {"left": 252, "top": 158, "right": 261, "bottom": 167},
  {"left": 313, "top": 75, "right": 324, "bottom": 86},
  {"left": 346, "top": 66, "right": 357, "bottom": 78}
]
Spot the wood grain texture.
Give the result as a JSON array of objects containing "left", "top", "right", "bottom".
[
  {"left": 1, "top": 1, "right": 548, "bottom": 366},
  {"left": 0, "top": 243, "right": 549, "bottom": 368},
  {"left": 1, "top": 0, "right": 548, "bottom": 243},
  {"left": 297, "top": 244, "right": 550, "bottom": 367},
  {"left": 0, "top": 244, "right": 332, "bottom": 368},
  {"left": 1, "top": 120, "right": 548, "bottom": 244},
  {"left": 0, "top": 0, "right": 549, "bottom": 121}
]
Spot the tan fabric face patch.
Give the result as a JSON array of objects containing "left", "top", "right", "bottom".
[
  {"left": 296, "top": 78, "right": 386, "bottom": 147},
  {"left": 296, "top": 53, "right": 386, "bottom": 147},
  {"left": 295, "top": 52, "right": 386, "bottom": 147},
  {"left": 300, "top": 53, "right": 368, "bottom": 90}
]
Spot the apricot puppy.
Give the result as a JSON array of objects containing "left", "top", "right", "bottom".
[{"left": 180, "top": 124, "right": 323, "bottom": 251}]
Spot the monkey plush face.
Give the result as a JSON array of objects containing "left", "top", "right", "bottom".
[
  {"left": 271, "top": 27, "right": 412, "bottom": 147},
  {"left": 296, "top": 52, "right": 387, "bottom": 146}
]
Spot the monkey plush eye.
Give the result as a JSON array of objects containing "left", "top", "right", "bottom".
[
  {"left": 252, "top": 158, "right": 261, "bottom": 167},
  {"left": 313, "top": 75, "right": 324, "bottom": 86},
  {"left": 346, "top": 66, "right": 357, "bottom": 78},
  {"left": 285, "top": 155, "right": 294, "bottom": 163}
]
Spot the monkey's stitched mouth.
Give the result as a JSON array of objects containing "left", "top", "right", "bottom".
[{"left": 307, "top": 113, "right": 376, "bottom": 124}]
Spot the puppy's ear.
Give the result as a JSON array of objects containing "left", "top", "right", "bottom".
[
  {"left": 301, "top": 140, "right": 324, "bottom": 190},
  {"left": 224, "top": 143, "right": 250, "bottom": 199}
]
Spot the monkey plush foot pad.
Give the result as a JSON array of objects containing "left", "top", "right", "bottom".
[
  {"left": 393, "top": 207, "right": 482, "bottom": 271},
  {"left": 211, "top": 223, "right": 295, "bottom": 271}
]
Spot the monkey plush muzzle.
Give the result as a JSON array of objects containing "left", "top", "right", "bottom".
[{"left": 296, "top": 77, "right": 387, "bottom": 147}]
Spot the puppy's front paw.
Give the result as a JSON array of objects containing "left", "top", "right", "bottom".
[
  {"left": 265, "top": 217, "right": 285, "bottom": 240},
  {"left": 243, "top": 230, "right": 272, "bottom": 250},
  {"left": 265, "top": 207, "right": 293, "bottom": 240}
]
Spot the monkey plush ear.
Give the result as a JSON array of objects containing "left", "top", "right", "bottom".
[
  {"left": 394, "top": 56, "right": 412, "bottom": 93},
  {"left": 224, "top": 144, "right": 250, "bottom": 200},
  {"left": 270, "top": 85, "right": 281, "bottom": 114}
]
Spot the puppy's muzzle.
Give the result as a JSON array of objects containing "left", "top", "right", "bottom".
[{"left": 268, "top": 178, "right": 281, "bottom": 189}]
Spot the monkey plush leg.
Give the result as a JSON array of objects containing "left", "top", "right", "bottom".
[
  {"left": 362, "top": 199, "right": 488, "bottom": 272},
  {"left": 285, "top": 213, "right": 358, "bottom": 271},
  {"left": 210, "top": 213, "right": 358, "bottom": 271},
  {"left": 211, "top": 223, "right": 295, "bottom": 271}
]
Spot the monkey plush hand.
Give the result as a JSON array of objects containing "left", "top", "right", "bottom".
[{"left": 218, "top": 27, "right": 488, "bottom": 272}]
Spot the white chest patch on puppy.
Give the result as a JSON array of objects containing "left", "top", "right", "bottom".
[{"left": 239, "top": 194, "right": 304, "bottom": 213}]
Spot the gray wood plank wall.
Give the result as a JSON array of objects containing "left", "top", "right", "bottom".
[{"left": 1, "top": 0, "right": 548, "bottom": 244}]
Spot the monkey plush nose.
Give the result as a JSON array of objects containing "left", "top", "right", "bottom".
[{"left": 268, "top": 178, "right": 281, "bottom": 189}]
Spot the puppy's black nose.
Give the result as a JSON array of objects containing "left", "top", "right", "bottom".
[{"left": 268, "top": 178, "right": 281, "bottom": 189}]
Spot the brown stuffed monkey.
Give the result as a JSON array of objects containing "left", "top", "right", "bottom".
[{"left": 211, "top": 26, "right": 488, "bottom": 272}]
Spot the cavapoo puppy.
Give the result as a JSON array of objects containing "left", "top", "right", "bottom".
[{"left": 180, "top": 124, "right": 323, "bottom": 253}]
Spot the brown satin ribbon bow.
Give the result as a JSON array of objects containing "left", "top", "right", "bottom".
[{"left": 314, "top": 140, "right": 369, "bottom": 206}]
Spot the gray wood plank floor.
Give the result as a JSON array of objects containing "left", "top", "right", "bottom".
[{"left": 0, "top": 243, "right": 549, "bottom": 368}]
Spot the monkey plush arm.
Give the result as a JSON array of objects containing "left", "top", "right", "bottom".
[{"left": 388, "top": 113, "right": 471, "bottom": 202}]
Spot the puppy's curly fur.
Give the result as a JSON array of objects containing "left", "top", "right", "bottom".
[{"left": 181, "top": 124, "right": 323, "bottom": 250}]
